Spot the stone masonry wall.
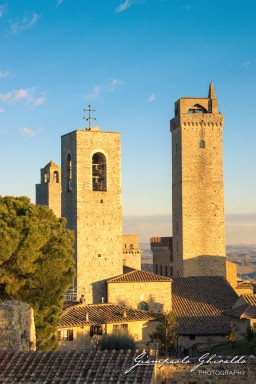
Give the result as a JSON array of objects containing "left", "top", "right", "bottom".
[
  {"left": 122, "top": 234, "right": 141, "bottom": 270},
  {"left": 61, "top": 129, "right": 123, "bottom": 304},
  {"left": 155, "top": 359, "right": 256, "bottom": 384},
  {"left": 226, "top": 260, "right": 238, "bottom": 290},
  {"left": 0, "top": 301, "right": 36, "bottom": 352},
  {"left": 36, "top": 162, "right": 61, "bottom": 217},
  {"left": 107, "top": 281, "right": 172, "bottom": 312},
  {"left": 171, "top": 96, "right": 226, "bottom": 278}
]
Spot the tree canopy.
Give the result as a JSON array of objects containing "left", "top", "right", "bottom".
[
  {"left": 150, "top": 311, "right": 178, "bottom": 356},
  {"left": 97, "top": 329, "right": 136, "bottom": 351},
  {"left": 0, "top": 196, "right": 75, "bottom": 350}
]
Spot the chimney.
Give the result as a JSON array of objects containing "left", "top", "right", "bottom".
[
  {"left": 123, "top": 306, "right": 127, "bottom": 318},
  {"left": 85, "top": 312, "right": 89, "bottom": 322}
]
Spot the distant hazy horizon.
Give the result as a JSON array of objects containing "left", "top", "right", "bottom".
[{"left": 123, "top": 213, "right": 256, "bottom": 245}]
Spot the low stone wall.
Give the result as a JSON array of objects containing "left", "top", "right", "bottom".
[
  {"left": 155, "top": 357, "right": 256, "bottom": 384},
  {"left": 0, "top": 301, "right": 36, "bottom": 351}
]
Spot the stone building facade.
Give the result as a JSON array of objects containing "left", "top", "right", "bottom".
[
  {"left": 61, "top": 127, "right": 123, "bottom": 304},
  {"left": 35, "top": 161, "right": 61, "bottom": 217},
  {"left": 150, "top": 236, "right": 173, "bottom": 277},
  {"left": 57, "top": 303, "right": 156, "bottom": 350},
  {"left": 107, "top": 269, "right": 172, "bottom": 312},
  {"left": 122, "top": 234, "right": 141, "bottom": 270},
  {"left": 170, "top": 83, "right": 226, "bottom": 278}
]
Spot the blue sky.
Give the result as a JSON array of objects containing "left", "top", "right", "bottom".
[{"left": 0, "top": 0, "right": 255, "bottom": 243}]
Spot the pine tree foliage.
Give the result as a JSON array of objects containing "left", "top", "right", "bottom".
[
  {"left": 0, "top": 196, "right": 75, "bottom": 350},
  {"left": 98, "top": 329, "right": 136, "bottom": 351},
  {"left": 150, "top": 311, "right": 178, "bottom": 356}
]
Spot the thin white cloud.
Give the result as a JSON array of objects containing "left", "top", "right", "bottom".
[
  {"left": 85, "top": 79, "right": 124, "bottom": 101},
  {"left": 57, "top": 0, "right": 63, "bottom": 6},
  {"left": 31, "top": 96, "right": 47, "bottom": 107},
  {"left": 0, "top": 70, "right": 12, "bottom": 79},
  {"left": 0, "top": 107, "right": 4, "bottom": 113},
  {"left": 18, "top": 127, "right": 42, "bottom": 138},
  {"left": 0, "top": 87, "right": 46, "bottom": 107},
  {"left": 242, "top": 60, "right": 252, "bottom": 68},
  {"left": 0, "top": 4, "right": 7, "bottom": 17},
  {"left": 109, "top": 79, "right": 124, "bottom": 91},
  {"left": 10, "top": 13, "right": 39, "bottom": 34},
  {"left": 116, "top": 0, "right": 131, "bottom": 12},
  {"left": 85, "top": 86, "right": 102, "bottom": 101},
  {"left": 147, "top": 93, "right": 157, "bottom": 102}
]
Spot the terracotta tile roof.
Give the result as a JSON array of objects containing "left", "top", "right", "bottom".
[
  {"left": 63, "top": 300, "right": 80, "bottom": 310},
  {"left": 224, "top": 304, "right": 249, "bottom": 319},
  {"left": 0, "top": 349, "right": 156, "bottom": 383},
  {"left": 236, "top": 282, "right": 256, "bottom": 291},
  {"left": 241, "top": 306, "right": 256, "bottom": 319},
  {"left": 225, "top": 304, "right": 256, "bottom": 320},
  {"left": 107, "top": 269, "right": 171, "bottom": 283},
  {"left": 240, "top": 294, "right": 256, "bottom": 306},
  {"left": 172, "top": 276, "right": 238, "bottom": 335},
  {"left": 59, "top": 303, "right": 156, "bottom": 327},
  {"left": 45, "top": 160, "right": 60, "bottom": 169}
]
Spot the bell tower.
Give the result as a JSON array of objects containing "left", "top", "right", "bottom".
[
  {"left": 61, "top": 120, "right": 123, "bottom": 303},
  {"left": 36, "top": 161, "right": 61, "bottom": 217},
  {"left": 170, "top": 83, "right": 226, "bottom": 278}
]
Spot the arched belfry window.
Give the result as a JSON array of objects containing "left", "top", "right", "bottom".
[
  {"left": 187, "top": 104, "right": 208, "bottom": 114},
  {"left": 92, "top": 152, "right": 107, "bottom": 191},
  {"left": 43, "top": 172, "right": 48, "bottom": 183},
  {"left": 53, "top": 171, "right": 59, "bottom": 183},
  {"left": 137, "top": 302, "right": 149, "bottom": 311},
  {"left": 66, "top": 153, "right": 72, "bottom": 191},
  {"left": 199, "top": 140, "right": 205, "bottom": 148}
]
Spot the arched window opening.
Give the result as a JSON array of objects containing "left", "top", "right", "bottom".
[
  {"left": 66, "top": 153, "right": 72, "bottom": 191},
  {"left": 155, "top": 264, "right": 158, "bottom": 275},
  {"left": 199, "top": 140, "right": 205, "bottom": 148},
  {"left": 187, "top": 104, "right": 207, "bottom": 114},
  {"left": 170, "top": 266, "right": 173, "bottom": 277},
  {"left": 160, "top": 265, "right": 163, "bottom": 276},
  {"left": 43, "top": 172, "right": 48, "bottom": 183},
  {"left": 165, "top": 265, "right": 168, "bottom": 276},
  {"left": 137, "top": 302, "right": 149, "bottom": 311},
  {"left": 92, "top": 152, "right": 107, "bottom": 191},
  {"left": 53, "top": 171, "right": 59, "bottom": 183}
]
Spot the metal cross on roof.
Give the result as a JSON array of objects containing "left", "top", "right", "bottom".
[{"left": 83, "top": 105, "right": 96, "bottom": 130}]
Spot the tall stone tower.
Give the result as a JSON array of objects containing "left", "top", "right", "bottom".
[
  {"left": 35, "top": 161, "right": 61, "bottom": 217},
  {"left": 170, "top": 83, "right": 226, "bottom": 278},
  {"left": 61, "top": 126, "right": 123, "bottom": 304}
]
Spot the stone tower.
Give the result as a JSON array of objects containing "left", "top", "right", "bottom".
[
  {"left": 61, "top": 126, "right": 123, "bottom": 304},
  {"left": 170, "top": 83, "right": 226, "bottom": 278},
  {"left": 35, "top": 161, "right": 61, "bottom": 217}
]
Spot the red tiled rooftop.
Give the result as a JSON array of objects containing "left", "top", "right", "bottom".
[
  {"left": 240, "top": 294, "right": 256, "bottom": 306},
  {"left": 236, "top": 282, "right": 255, "bottom": 291},
  {"left": 107, "top": 269, "right": 171, "bottom": 283},
  {"left": 0, "top": 349, "right": 156, "bottom": 383},
  {"left": 59, "top": 303, "right": 156, "bottom": 327},
  {"left": 172, "top": 276, "right": 238, "bottom": 335}
]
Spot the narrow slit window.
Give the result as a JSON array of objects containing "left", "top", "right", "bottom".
[
  {"left": 66, "top": 154, "right": 72, "bottom": 191},
  {"left": 199, "top": 140, "right": 205, "bottom": 148}
]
